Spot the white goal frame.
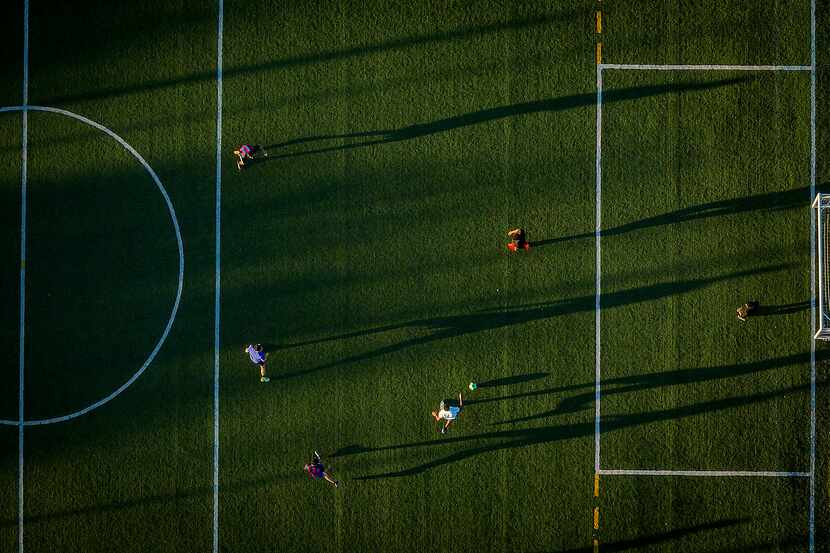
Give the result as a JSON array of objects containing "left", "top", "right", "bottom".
[{"left": 813, "top": 194, "right": 830, "bottom": 339}]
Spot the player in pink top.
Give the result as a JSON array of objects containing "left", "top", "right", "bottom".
[
  {"left": 304, "top": 451, "right": 339, "bottom": 488},
  {"left": 233, "top": 144, "right": 268, "bottom": 171}
]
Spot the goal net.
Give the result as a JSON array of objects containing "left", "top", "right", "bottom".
[{"left": 814, "top": 194, "right": 830, "bottom": 339}]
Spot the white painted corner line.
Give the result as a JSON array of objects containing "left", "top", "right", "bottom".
[
  {"left": 18, "top": 1, "right": 29, "bottom": 551},
  {"left": 594, "top": 64, "right": 603, "bottom": 474},
  {"left": 213, "top": 2, "right": 224, "bottom": 553},
  {"left": 17, "top": 0, "right": 29, "bottom": 553},
  {"left": 809, "top": 1, "right": 817, "bottom": 552}
]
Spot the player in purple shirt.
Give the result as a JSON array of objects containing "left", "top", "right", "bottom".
[
  {"left": 304, "top": 451, "right": 339, "bottom": 488},
  {"left": 244, "top": 343, "right": 270, "bottom": 383}
]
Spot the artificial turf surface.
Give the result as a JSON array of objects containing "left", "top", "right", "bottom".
[{"left": 0, "top": 1, "right": 829, "bottom": 552}]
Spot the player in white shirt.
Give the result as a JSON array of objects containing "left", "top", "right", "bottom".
[{"left": 431, "top": 392, "right": 464, "bottom": 433}]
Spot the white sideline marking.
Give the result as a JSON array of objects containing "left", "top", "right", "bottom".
[
  {"left": 600, "top": 63, "right": 811, "bottom": 72},
  {"left": 213, "top": 2, "right": 223, "bottom": 553},
  {"left": 594, "top": 64, "right": 603, "bottom": 474},
  {"left": 0, "top": 105, "right": 184, "bottom": 427},
  {"left": 809, "top": 1, "right": 817, "bottom": 551},
  {"left": 18, "top": 2, "right": 29, "bottom": 551},
  {"left": 600, "top": 469, "right": 810, "bottom": 478}
]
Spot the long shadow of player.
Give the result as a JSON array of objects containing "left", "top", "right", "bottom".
[
  {"left": 259, "top": 77, "right": 749, "bottom": 162},
  {"left": 274, "top": 263, "right": 790, "bottom": 381},
  {"left": 558, "top": 518, "right": 752, "bottom": 553},
  {"left": 486, "top": 350, "right": 823, "bottom": 425},
  {"left": 531, "top": 186, "right": 814, "bottom": 249},
  {"left": 752, "top": 300, "right": 810, "bottom": 317},
  {"left": 332, "top": 381, "right": 819, "bottom": 479}
]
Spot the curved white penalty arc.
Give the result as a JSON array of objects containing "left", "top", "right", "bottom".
[{"left": 0, "top": 104, "right": 184, "bottom": 427}]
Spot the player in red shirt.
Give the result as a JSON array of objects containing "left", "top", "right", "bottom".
[{"left": 507, "top": 227, "right": 530, "bottom": 252}]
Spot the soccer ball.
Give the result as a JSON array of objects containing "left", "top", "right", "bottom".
[{"left": 468, "top": 382, "right": 477, "bottom": 391}]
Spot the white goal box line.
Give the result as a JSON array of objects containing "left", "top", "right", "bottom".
[
  {"left": 600, "top": 63, "right": 811, "bottom": 72},
  {"left": 594, "top": 60, "right": 816, "bottom": 480},
  {"left": 599, "top": 469, "right": 810, "bottom": 478}
]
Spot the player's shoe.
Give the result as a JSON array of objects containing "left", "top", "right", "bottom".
[{"left": 260, "top": 376, "right": 270, "bottom": 383}]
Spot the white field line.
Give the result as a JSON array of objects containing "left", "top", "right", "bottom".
[
  {"left": 0, "top": 105, "right": 184, "bottom": 427},
  {"left": 594, "top": 64, "right": 603, "bottom": 474},
  {"left": 213, "top": 1, "right": 223, "bottom": 552},
  {"left": 809, "top": 0, "right": 817, "bottom": 551},
  {"left": 18, "top": 1, "right": 29, "bottom": 550},
  {"left": 599, "top": 469, "right": 810, "bottom": 478},
  {"left": 600, "top": 63, "right": 811, "bottom": 72}
]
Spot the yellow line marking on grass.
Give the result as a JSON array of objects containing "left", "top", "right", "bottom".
[
  {"left": 596, "top": 11, "right": 602, "bottom": 33},
  {"left": 593, "top": 507, "right": 600, "bottom": 529},
  {"left": 593, "top": 538, "right": 599, "bottom": 553},
  {"left": 596, "top": 43, "right": 602, "bottom": 64},
  {"left": 594, "top": 473, "right": 600, "bottom": 496}
]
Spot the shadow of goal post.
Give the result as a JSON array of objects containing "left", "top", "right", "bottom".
[{"left": 814, "top": 193, "right": 830, "bottom": 339}]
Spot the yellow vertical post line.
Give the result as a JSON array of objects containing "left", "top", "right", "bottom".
[
  {"left": 596, "top": 11, "right": 602, "bottom": 33},
  {"left": 594, "top": 473, "right": 600, "bottom": 497},
  {"left": 596, "top": 43, "right": 602, "bottom": 64},
  {"left": 593, "top": 507, "right": 600, "bottom": 530}
]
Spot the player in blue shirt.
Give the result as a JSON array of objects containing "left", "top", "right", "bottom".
[{"left": 244, "top": 343, "right": 270, "bottom": 383}]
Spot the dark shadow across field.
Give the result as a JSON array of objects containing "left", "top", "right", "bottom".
[
  {"left": 273, "top": 263, "right": 791, "bottom": 381},
  {"left": 0, "top": 472, "right": 301, "bottom": 528},
  {"left": 252, "top": 78, "right": 750, "bottom": 164},
  {"left": 38, "top": 10, "right": 586, "bottom": 106},
  {"left": 557, "top": 518, "right": 748, "bottom": 553},
  {"left": 475, "top": 372, "right": 549, "bottom": 388}
]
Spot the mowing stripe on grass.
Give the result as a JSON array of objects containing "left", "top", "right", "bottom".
[
  {"left": 213, "top": 1, "right": 224, "bottom": 552},
  {"left": 809, "top": 1, "right": 817, "bottom": 551},
  {"left": 600, "top": 64, "right": 811, "bottom": 71},
  {"left": 0, "top": 106, "right": 184, "bottom": 427},
  {"left": 594, "top": 64, "right": 603, "bottom": 473},
  {"left": 599, "top": 469, "right": 810, "bottom": 477},
  {"left": 18, "top": 1, "right": 29, "bottom": 551}
]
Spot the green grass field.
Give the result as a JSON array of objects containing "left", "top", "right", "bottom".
[{"left": 1, "top": 1, "right": 829, "bottom": 552}]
